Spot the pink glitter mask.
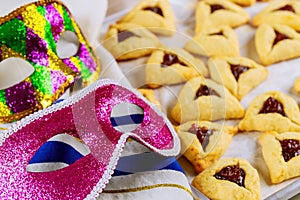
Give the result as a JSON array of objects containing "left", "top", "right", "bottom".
[
  {"left": 0, "top": 79, "right": 180, "bottom": 199},
  {"left": 0, "top": 0, "right": 100, "bottom": 123}
]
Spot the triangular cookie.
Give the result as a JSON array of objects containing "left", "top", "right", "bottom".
[
  {"left": 175, "top": 121, "right": 238, "bottom": 173},
  {"left": 137, "top": 89, "right": 161, "bottom": 110},
  {"left": 171, "top": 77, "right": 245, "bottom": 123},
  {"left": 145, "top": 47, "right": 208, "bottom": 88},
  {"left": 192, "top": 158, "right": 261, "bottom": 200},
  {"left": 117, "top": 0, "right": 175, "bottom": 36},
  {"left": 252, "top": 0, "right": 300, "bottom": 30},
  {"left": 185, "top": 26, "right": 239, "bottom": 57},
  {"left": 255, "top": 24, "right": 300, "bottom": 65},
  {"left": 195, "top": 0, "right": 249, "bottom": 34},
  {"left": 229, "top": 0, "right": 255, "bottom": 7},
  {"left": 239, "top": 91, "right": 300, "bottom": 132},
  {"left": 103, "top": 23, "right": 161, "bottom": 61},
  {"left": 208, "top": 56, "right": 269, "bottom": 100},
  {"left": 259, "top": 131, "right": 300, "bottom": 184}
]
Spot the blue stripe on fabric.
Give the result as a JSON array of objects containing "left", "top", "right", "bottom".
[
  {"left": 112, "top": 152, "right": 184, "bottom": 176},
  {"left": 29, "top": 141, "right": 84, "bottom": 165},
  {"left": 110, "top": 114, "right": 144, "bottom": 127},
  {"left": 54, "top": 99, "right": 64, "bottom": 104},
  {"left": 113, "top": 159, "right": 183, "bottom": 176}
]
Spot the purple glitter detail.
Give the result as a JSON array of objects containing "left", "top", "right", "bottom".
[
  {"left": 77, "top": 44, "right": 97, "bottom": 72},
  {"left": 17, "top": 15, "right": 23, "bottom": 20},
  {"left": 50, "top": 70, "right": 67, "bottom": 93},
  {"left": 45, "top": 4, "right": 64, "bottom": 42},
  {"left": 63, "top": 58, "right": 79, "bottom": 73},
  {"left": 26, "top": 28, "right": 49, "bottom": 66},
  {"left": 5, "top": 81, "right": 36, "bottom": 113}
]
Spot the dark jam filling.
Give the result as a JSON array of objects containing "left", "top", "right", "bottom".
[
  {"left": 259, "top": 97, "right": 286, "bottom": 116},
  {"left": 275, "top": 5, "right": 295, "bottom": 13},
  {"left": 118, "top": 30, "right": 138, "bottom": 42},
  {"left": 230, "top": 64, "right": 250, "bottom": 81},
  {"left": 214, "top": 165, "right": 246, "bottom": 187},
  {"left": 195, "top": 85, "right": 220, "bottom": 99},
  {"left": 280, "top": 139, "right": 300, "bottom": 162},
  {"left": 273, "top": 30, "right": 290, "bottom": 46},
  {"left": 209, "top": 31, "right": 224, "bottom": 36},
  {"left": 143, "top": 6, "right": 163, "bottom": 16},
  {"left": 188, "top": 124, "right": 214, "bottom": 151},
  {"left": 210, "top": 4, "right": 225, "bottom": 13},
  {"left": 161, "top": 53, "right": 186, "bottom": 67}
]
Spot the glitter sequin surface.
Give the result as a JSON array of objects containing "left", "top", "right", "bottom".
[
  {"left": 5, "top": 81, "right": 36, "bottom": 113},
  {"left": 0, "top": 80, "right": 178, "bottom": 199},
  {"left": 0, "top": 0, "right": 100, "bottom": 123},
  {"left": 90, "top": 85, "right": 174, "bottom": 151},
  {"left": 0, "top": 106, "right": 105, "bottom": 199}
]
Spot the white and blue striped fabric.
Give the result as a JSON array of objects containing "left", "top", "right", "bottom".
[
  {"left": 109, "top": 102, "right": 144, "bottom": 132},
  {"left": 26, "top": 134, "right": 90, "bottom": 172},
  {"left": 26, "top": 134, "right": 184, "bottom": 174},
  {"left": 24, "top": 99, "right": 193, "bottom": 200}
]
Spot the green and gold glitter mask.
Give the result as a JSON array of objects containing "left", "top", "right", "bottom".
[{"left": 0, "top": 0, "right": 101, "bottom": 123}]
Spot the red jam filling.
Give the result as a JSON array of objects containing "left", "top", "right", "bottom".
[
  {"left": 143, "top": 7, "right": 163, "bottom": 16},
  {"left": 210, "top": 4, "right": 225, "bottom": 13},
  {"left": 161, "top": 53, "right": 186, "bottom": 67},
  {"left": 275, "top": 5, "right": 295, "bottom": 13},
  {"left": 188, "top": 124, "right": 214, "bottom": 151},
  {"left": 280, "top": 139, "right": 300, "bottom": 162},
  {"left": 118, "top": 30, "right": 139, "bottom": 42},
  {"left": 195, "top": 85, "right": 220, "bottom": 99},
  {"left": 230, "top": 64, "right": 249, "bottom": 81},
  {"left": 209, "top": 31, "right": 224, "bottom": 36},
  {"left": 214, "top": 165, "right": 246, "bottom": 187},
  {"left": 273, "top": 31, "right": 290, "bottom": 46},
  {"left": 259, "top": 97, "right": 286, "bottom": 116}
]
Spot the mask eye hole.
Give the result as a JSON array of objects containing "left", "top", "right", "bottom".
[
  {"left": 110, "top": 102, "right": 144, "bottom": 133},
  {"left": 0, "top": 58, "right": 35, "bottom": 90},
  {"left": 26, "top": 134, "right": 90, "bottom": 173},
  {"left": 56, "top": 31, "right": 80, "bottom": 59}
]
